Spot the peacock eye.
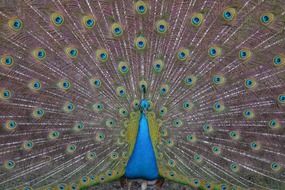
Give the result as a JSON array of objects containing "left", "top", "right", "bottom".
[
  {"left": 90, "top": 78, "right": 102, "bottom": 89},
  {"left": 93, "top": 102, "right": 104, "bottom": 113},
  {"left": 152, "top": 59, "right": 164, "bottom": 73},
  {"left": 94, "top": 80, "right": 100, "bottom": 86},
  {"left": 63, "top": 81, "right": 69, "bottom": 88},
  {"left": 240, "top": 51, "right": 246, "bottom": 57},
  {"left": 13, "top": 20, "right": 21, "bottom": 28},
  {"left": 119, "top": 107, "right": 128, "bottom": 117},
  {"left": 155, "top": 20, "right": 169, "bottom": 34},
  {"left": 23, "top": 140, "right": 34, "bottom": 151},
  {"left": 268, "top": 119, "right": 281, "bottom": 129},
  {"left": 138, "top": 41, "right": 144, "bottom": 48},
  {"left": 216, "top": 77, "right": 220, "bottom": 82},
  {"left": 230, "top": 163, "right": 239, "bottom": 172},
  {"left": 131, "top": 99, "right": 140, "bottom": 110},
  {"left": 205, "top": 183, "right": 211, "bottom": 189},
  {"left": 86, "top": 19, "right": 94, "bottom": 26},
  {"left": 1, "top": 89, "right": 12, "bottom": 100},
  {"left": 110, "top": 151, "right": 119, "bottom": 160},
  {"left": 23, "top": 186, "right": 32, "bottom": 190},
  {"left": 111, "top": 23, "right": 123, "bottom": 37},
  {"left": 5, "top": 120, "right": 17, "bottom": 131},
  {"left": 73, "top": 122, "right": 84, "bottom": 132},
  {"left": 138, "top": 5, "right": 145, "bottom": 12},
  {"left": 66, "top": 144, "right": 76, "bottom": 154},
  {"left": 222, "top": 8, "right": 237, "bottom": 21},
  {"left": 67, "top": 103, "right": 73, "bottom": 110},
  {"left": 173, "top": 119, "right": 183, "bottom": 128},
  {"left": 58, "top": 79, "right": 72, "bottom": 91},
  {"left": 184, "top": 75, "right": 197, "bottom": 87},
  {"left": 239, "top": 48, "right": 252, "bottom": 61},
  {"left": 32, "top": 108, "right": 45, "bottom": 119},
  {"left": 191, "top": 13, "right": 204, "bottom": 26},
  {"left": 273, "top": 55, "right": 285, "bottom": 66},
  {"left": 8, "top": 18, "right": 23, "bottom": 31},
  {"left": 6, "top": 57, "right": 12, "bottom": 64},
  {"left": 33, "top": 48, "right": 46, "bottom": 61},
  {"left": 29, "top": 80, "right": 42, "bottom": 91},
  {"left": 159, "top": 84, "right": 169, "bottom": 95},
  {"left": 193, "top": 179, "right": 200, "bottom": 186},
  {"left": 186, "top": 134, "right": 196, "bottom": 143},
  {"left": 70, "top": 184, "right": 77, "bottom": 190},
  {"left": 246, "top": 79, "right": 252, "bottom": 85},
  {"left": 1, "top": 55, "right": 14, "bottom": 67},
  {"left": 209, "top": 48, "right": 216, "bottom": 56},
  {"left": 96, "top": 49, "right": 109, "bottom": 62},
  {"left": 182, "top": 100, "right": 194, "bottom": 111},
  {"left": 81, "top": 176, "right": 89, "bottom": 183},
  {"left": 69, "top": 49, "right": 77, "bottom": 57},
  {"left": 192, "top": 17, "right": 200, "bottom": 24},
  {"left": 244, "top": 78, "right": 257, "bottom": 89},
  {"left": 262, "top": 15, "right": 269, "bottom": 22},
  {"left": 260, "top": 13, "right": 274, "bottom": 25},
  {"left": 278, "top": 94, "right": 285, "bottom": 104},
  {"left": 274, "top": 56, "right": 281, "bottom": 65},
  {"left": 177, "top": 48, "right": 189, "bottom": 61},
  {"left": 271, "top": 162, "right": 281, "bottom": 171},
  {"left": 65, "top": 47, "right": 78, "bottom": 58},
  {"left": 114, "top": 27, "right": 121, "bottom": 34},
  {"left": 53, "top": 132, "right": 59, "bottom": 136},
  {"left": 213, "top": 101, "right": 225, "bottom": 112},
  {"left": 48, "top": 130, "right": 60, "bottom": 140},
  {"left": 51, "top": 13, "right": 64, "bottom": 26},
  {"left": 100, "top": 53, "right": 106, "bottom": 59},
  {"left": 82, "top": 15, "right": 96, "bottom": 29},
  {"left": 220, "top": 184, "right": 228, "bottom": 190},
  {"left": 203, "top": 123, "right": 213, "bottom": 133},
  {"left": 55, "top": 17, "right": 62, "bottom": 24},
  {"left": 169, "top": 170, "right": 175, "bottom": 177},
  {"left": 194, "top": 153, "right": 202, "bottom": 163},
  {"left": 116, "top": 86, "right": 126, "bottom": 97},
  {"left": 4, "top": 160, "right": 15, "bottom": 170},
  {"left": 134, "top": 36, "right": 147, "bottom": 50},
  {"left": 208, "top": 46, "right": 222, "bottom": 58},
  {"left": 179, "top": 52, "right": 185, "bottom": 59},
  {"left": 135, "top": 1, "right": 148, "bottom": 15},
  {"left": 250, "top": 141, "right": 260, "bottom": 150},
  {"left": 4, "top": 90, "right": 9, "bottom": 96},
  {"left": 212, "top": 146, "right": 221, "bottom": 155},
  {"left": 105, "top": 118, "right": 116, "bottom": 128},
  {"left": 212, "top": 75, "right": 225, "bottom": 86},
  {"left": 224, "top": 11, "right": 231, "bottom": 19},
  {"left": 57, "top": 184, "right": 66, "bottom": 190},
  {"left": 243, "top": 109, "right": 255, "bottom": 119}
]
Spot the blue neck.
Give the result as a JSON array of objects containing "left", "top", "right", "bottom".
[{"left": 125, "top": 112, "right": 159, "bottom": 180}]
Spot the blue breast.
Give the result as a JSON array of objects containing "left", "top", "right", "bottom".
[{"left": 125, "top": 113, "right": 159, "bottom": 180}]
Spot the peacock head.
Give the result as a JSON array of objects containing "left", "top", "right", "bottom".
[{"left": 140, "top": 99, "right": 150, "bottom": 112}]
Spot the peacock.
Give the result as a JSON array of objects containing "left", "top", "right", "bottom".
[{"left": 0, "top": 0, "right": 285, "bottom": 189}]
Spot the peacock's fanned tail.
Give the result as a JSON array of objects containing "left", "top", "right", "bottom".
[{"left": 0, "top": 0, "right": 285, "bottom": 189}]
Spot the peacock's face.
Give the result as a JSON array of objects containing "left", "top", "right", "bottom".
[{"left": 140, "top": 99, "right": 150, "bottom": 112}]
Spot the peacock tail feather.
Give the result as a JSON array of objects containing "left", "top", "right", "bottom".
[{"left": 0, "top": 0, "right": 285, "bottom": 189}]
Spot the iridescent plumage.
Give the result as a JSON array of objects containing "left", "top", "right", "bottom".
[{"left": 0, "top": 0, "right": 285, "bottom": 189}]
